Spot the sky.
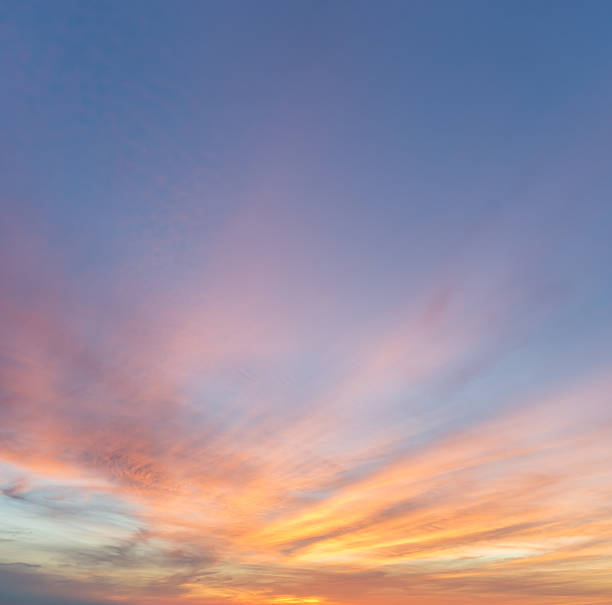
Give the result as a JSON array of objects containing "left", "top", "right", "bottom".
[{"left": 1, "top": 1, "right": 612, "bottom": 604}]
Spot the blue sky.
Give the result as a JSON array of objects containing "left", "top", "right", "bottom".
[{"left": 2, "top": 2, "right": 612, "bottom": 605}]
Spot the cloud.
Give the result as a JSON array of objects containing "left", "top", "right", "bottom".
[
  {"left": 1, "top": 215, "right": 612, "bottom": 605},
  {"left": 0, "top": 563, "right": 113, "bottom": 605}
]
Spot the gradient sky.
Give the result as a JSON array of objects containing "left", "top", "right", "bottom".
[{"left": 2, "top": 2, "right": 612, "bottom": 604}]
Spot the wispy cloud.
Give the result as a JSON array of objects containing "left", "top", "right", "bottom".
[{"left": 1, "top": 207, "right": 611, "bottom": 605}]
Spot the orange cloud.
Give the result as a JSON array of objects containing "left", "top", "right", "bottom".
[{"left": 1, "top": 219, "right": 612, "bottom": 605}]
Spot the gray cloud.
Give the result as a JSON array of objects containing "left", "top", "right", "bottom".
[{"left": 0, "top": 563, "right": 113, "bottom": 605}]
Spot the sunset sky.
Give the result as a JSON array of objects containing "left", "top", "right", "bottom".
[{"left": 2, "top": 2, "right": 612, "bottom": 604}]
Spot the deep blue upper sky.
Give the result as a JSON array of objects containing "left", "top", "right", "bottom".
[
  {"left": 4, "top": 0, "right": 611, "bottom": 350},
  {"left": 4, "top": 1, "right": 612, "bottom": 236}
]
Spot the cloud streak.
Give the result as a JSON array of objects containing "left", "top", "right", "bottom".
[{"left": 1, "top": 205, "right": 612, "bottom": 605}]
